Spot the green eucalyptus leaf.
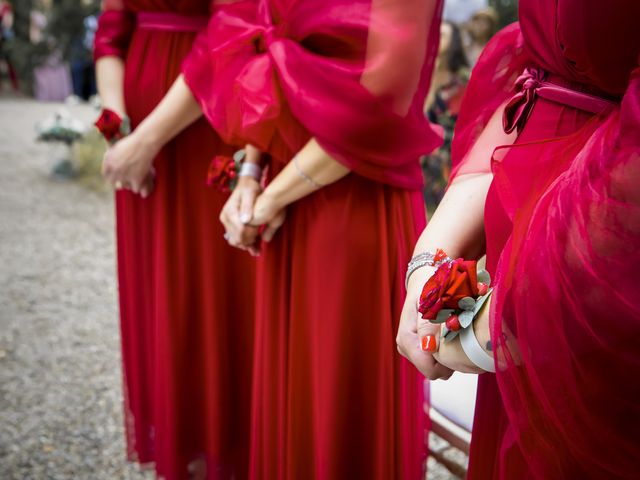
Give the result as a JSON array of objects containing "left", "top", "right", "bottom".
[
  {"left": 233, "top": 149, "right": 247, "bottom": 163},
  {"left": 473, "top": 288, "right": 494, "bottom": 315},
  {"left": 458, "top": 297, "right": 476, "bottom": 311},
  {"left": 459, "top": 310, "right": 474, "bottom": 329},
  {"left": 433, "top": 309, "right": 455, "bottom": 324},
  {"left": 444, "top": 330, "right": 460, "bottom": 343},
  {"left": 477, "top": 269, "right": 491, "bottom": 286}
]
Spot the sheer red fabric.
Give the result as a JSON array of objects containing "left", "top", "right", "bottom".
[
  {"left": 94, "top": 2, "right": 255, "bottom": 479},
  {"left": 447, "top": 0, "right": 640, "bottom": 477},
  {"left": 183, "top": 0, "right": 444, "bottom": 478},
  {"left": 183, "top": 0, "right": 443, "bottom": 190}
]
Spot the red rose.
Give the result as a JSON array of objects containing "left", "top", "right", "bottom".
[
  {"left": 418, "top": 258, "right": 479, "bottom": 319},
  {"left": 95, "top": 109, "right": 123, "bottom": 142},
  {"left": 206, "top": 155, "right": 238, "bottom": 193}
]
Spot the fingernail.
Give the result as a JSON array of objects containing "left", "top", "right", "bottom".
[
  {"left": 421, "top": 335, "right": 437, "bottom": 352},
  {"left": 240, "top": 213, "right": 251, "bottom": 224}
]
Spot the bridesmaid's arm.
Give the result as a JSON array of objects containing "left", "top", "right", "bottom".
[
  {"left": 396, "top": 172, "right": 492, "bottom": 379},
  {"left": 397, "top": 103, "right": 516, "bottom": 379},
  {"left": 247, "top": 139, "right": 350, "bottom": 241},
  {"left": 96, "top": 57, "right": 127, "bottom": 117},
  {"left": 102, "top": 76, "right": 203, "bottom": 194}
]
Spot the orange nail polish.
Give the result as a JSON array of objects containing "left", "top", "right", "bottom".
[{"left": 421, "top": 335, "right": 437, "bottom": 352}]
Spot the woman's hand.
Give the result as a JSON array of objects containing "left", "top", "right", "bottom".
[
  {"left": 433, "top": 296, "right": 492, "bottom": 374},
  {"left": 220, "top": 176, "right": 262, "bottom": 256},
  {"left": 102, "top": 132, "right": 159, "bottom": 197},
  {"left": 249, "top": 191, "right": 286, "bottom": 243},
  {"left": 396, "top": 266, "right": 454, "bottom": 381}
]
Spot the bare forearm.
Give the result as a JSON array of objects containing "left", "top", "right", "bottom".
[
  {"left": 132, "top": 75, "right": 203, "bottom": 148},
  {"left": 96, "top": 56, "right": 127, "bottom": 116},
  {"left": 413, "top": 173, "right": 492, "bottom": 260},
  {"left": 263, "top": 138, "right": 350, "bottom": 208}
]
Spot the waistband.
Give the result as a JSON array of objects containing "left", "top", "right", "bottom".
[
  {"left": 503, "top": 67, "right": 618, "bottom": 134},
  {"left": 137, "top": 12, "right": 208, "bottom": 33}
]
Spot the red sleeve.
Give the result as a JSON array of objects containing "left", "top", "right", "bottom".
[{"left": 93, "top": 0, "right": 135, "bottom": 61}]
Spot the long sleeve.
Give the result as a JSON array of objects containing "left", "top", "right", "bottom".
[{"left": 94, "top": 0, "right": 135, "bottom": 61}]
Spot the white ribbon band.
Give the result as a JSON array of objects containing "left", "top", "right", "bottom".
[{"left": 460, "top": 324, "right": 496, "bottom": 373}]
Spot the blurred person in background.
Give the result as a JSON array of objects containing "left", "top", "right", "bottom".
[
  {"left": 463, "top": 6, "right": 498, "bottom": 66},
  {"left": 30, "top": 0, "right": 73, "bottom": 101},
  {"left": 94, "top": 1, "right": 255, "bottom": 478},
  {"left": 423, "top": 20, "right": 469, "bottom": 211},
  {"left": 443, "top": 0, "right": 487, "bottom": 24},
  {"left": 0, "top": 0, "right": 19, "bottom": 91},
  {"left": 69, "top": 13, "right": 97, "bottom": 101}
]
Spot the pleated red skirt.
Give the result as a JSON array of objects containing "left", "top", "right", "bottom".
[
  {"left": 116, "top": 18, "right": 255, "bottom": 479},
  {"left": 249, "top": 171, "right": 427, "bottom": 479}
]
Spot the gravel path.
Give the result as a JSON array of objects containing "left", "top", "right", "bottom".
[
  {"left": 0, "top": 97, "right": 460, "bottom": 480},
  {"left": 0, "top": 98, "right": 151, "bottom": 479}
]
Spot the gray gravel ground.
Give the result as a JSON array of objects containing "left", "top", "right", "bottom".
[
  {"left": 0, "top": 98, "right": 152, "bottom": 480},
  {"left": 0, "top": 97, "right": 462, "bottom": 479}
]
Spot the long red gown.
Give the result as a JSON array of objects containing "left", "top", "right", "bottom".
[
  {"left": 94, "top": 3, "right": 255, "bottom": 478},
  {"left": 448, "top": 1, "right": 640, "bottom": 477},
  {"left": 182, "top": 0, "right": 444, "bottom": 478}
]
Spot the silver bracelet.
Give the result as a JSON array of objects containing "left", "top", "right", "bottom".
[
  {"left": 405, "top": 251, "right": 452, "bottom": 288},
  {"left": 238, "top": 162, "right": 263, "bottom": 182},
  {"left": 460, "top": 320, "right": 496, "bottom": 373},
  {"left": 293, "top": 156, "right": 323, "bottom": 188}
]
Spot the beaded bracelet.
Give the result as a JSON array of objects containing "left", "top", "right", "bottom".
[
  {"left": 293, "top": 156, "right": 324, "bottom": 188},
  {"left": 405, "top": 249, "right": 452, "bottom": 288},
  {"left": 238, "top": 162, "right": 263, "bottom": 182}
]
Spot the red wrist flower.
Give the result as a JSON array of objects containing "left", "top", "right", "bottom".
[
  {"left": 95, "top": 108, "right": 130, "bottom": 143},
  {"left": 417, "top": 251, "right": 493, "bottom": 343},
  {"left": 206, "top": 155, "right": 238, "bottom": 193},
  {"left": 419, "top": 258, "right": 479, "bottom": 319}
]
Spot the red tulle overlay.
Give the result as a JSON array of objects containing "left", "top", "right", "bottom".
[
  {"left": 447, "top": 0, "right": 640, "bottom": 477},
  {"left": 183, "top": 0, "right": 444, "bottom": 190},
  {"left": 95, "top": 3, "right": 255, "bottom": 479}
]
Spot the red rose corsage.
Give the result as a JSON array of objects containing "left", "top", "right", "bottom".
[
  {"left": 206, "top": 150, "right": 247, "bottom": 193},
  {"left": 417, "top": 252, "right": 492, "bottom": 343},
  {"left": 94, "top": 108, "right": 131, "bottom": 143}
]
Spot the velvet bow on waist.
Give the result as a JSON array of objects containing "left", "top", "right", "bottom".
[{"left": 503, "top": 67, "right": 616, "bottom": 134}]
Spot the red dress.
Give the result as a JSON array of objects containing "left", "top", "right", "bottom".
[
  {"left": 448, "top": 0, "right": 640, "bottom": 477},
  {"left": 183, "top": 0, "right": 444, "bottom": 478},
  {"left": 94, "top": 2, "right": 255, "bottom": 478}
]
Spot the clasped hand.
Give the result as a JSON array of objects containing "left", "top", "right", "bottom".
[
  {"left": 102, "top": 131, "right": 158, "bottom": 197},
  {"left": 219, "top": 176, "right": 286, "bottom": 256},
  {"left": 396, "top": 266, "right": 489, "bottom": 380}
]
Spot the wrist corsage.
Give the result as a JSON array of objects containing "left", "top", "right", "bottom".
[
  {"left": 94, "top": 108, "right": 131, "bottom": 143},
  {"left": 414, "top": 250, "right": 496, "bottom": 372},
  {"left": 206, "top": 149, "right": 264, "bottom": 193}
]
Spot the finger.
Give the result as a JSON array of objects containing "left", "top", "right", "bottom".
[
  {"left": 402, "top": 333, "right": 453, "bottom": 381},
  {"left": 417, "top": 317, "right": 441, "bottom": 353},
  {"left": 130, "top": 179, "right": 141, "bottom": 194},
  {"left": 239, "top": 225, "right": 260, "bottom": 246},
  {"left": 262, "top": 210, "right": 286, "bottom": 242},
  {"left": 239, "top": 184, "right": 258, "bottom": 224},
  {"left": 220, "top": 196, "right": 242, "bottom": 240},
  {"left": 140, "top": 173, "right": 155, "bottom": 198}
]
